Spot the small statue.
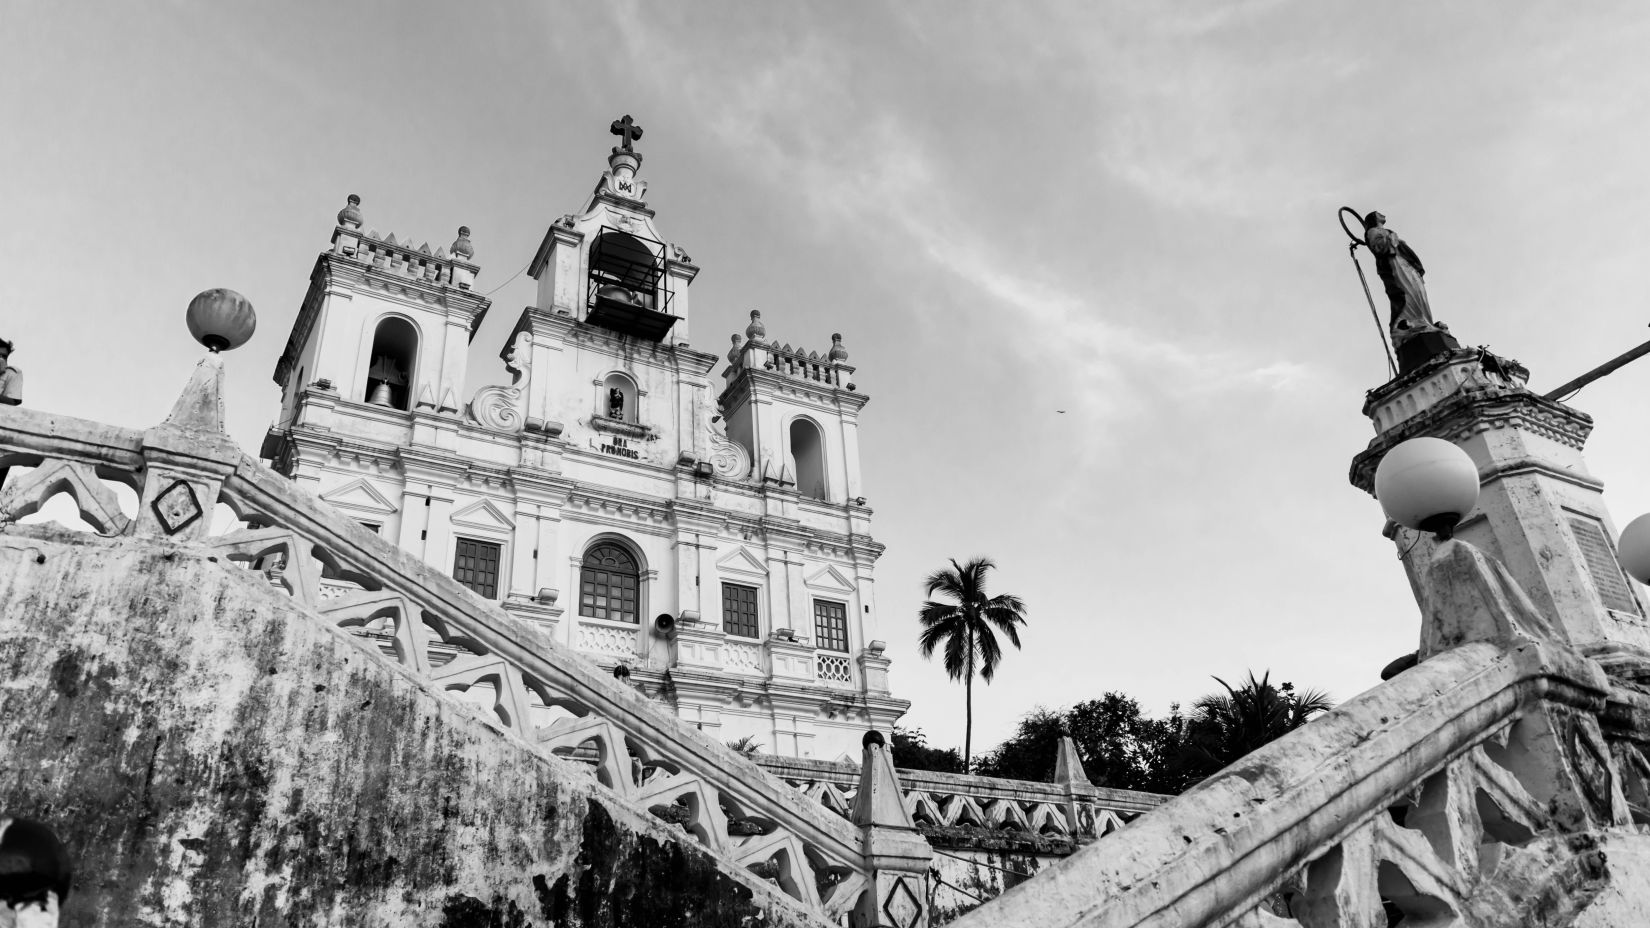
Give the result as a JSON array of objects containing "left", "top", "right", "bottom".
[
  {"left": 608, "top": 387, "right": 625, "bottom": 420},
  {"left": 1361, "top": 212, "right": 1436, "bottom": 348}
]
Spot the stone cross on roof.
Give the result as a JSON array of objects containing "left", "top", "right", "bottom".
[{"left": 609, "top": 114, "right": 643, "bottom": 152}]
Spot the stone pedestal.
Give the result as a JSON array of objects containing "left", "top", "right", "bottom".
[{"left": 1351, "top": 350, "right": 1650, "bottom": 671}]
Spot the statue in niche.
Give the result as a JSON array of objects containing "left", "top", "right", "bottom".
[
  {"left": 608, "top": 387, "right": 626, "bottom": 421},
  {"left": 1362, "top": 211, "right": 1437, "bottom": 348}
]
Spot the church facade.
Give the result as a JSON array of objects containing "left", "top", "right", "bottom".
[{"left": 261, "top": 124, "right": 907, "bottom": 761}]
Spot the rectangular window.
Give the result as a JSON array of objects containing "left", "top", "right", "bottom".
[
  {"left": 453, "top": 538, "right": 502, "bottom": 599},
  {"left": 722, "top": 583, "right": 760, "bottom": 638},
  {"left": 813, "top": 599, "right": 849, "bottom": 653}
]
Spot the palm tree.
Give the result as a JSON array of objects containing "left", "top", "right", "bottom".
[
  {"left": 917, "top": 557, "right": 1028, "bottom": 768},
  {"left": 1172, "top": 671, "right": 1333, "bottom": 789}
]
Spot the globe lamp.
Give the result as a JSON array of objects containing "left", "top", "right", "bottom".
[
  {"left": 1374, "top": 437, "right": 1479, "bottom": 538},
  {"left": 185, "top": 288, "right": 256, "bottom": 353},
  {"left": 1618, "top": 514, "right": 1650, "bottom": 585}
]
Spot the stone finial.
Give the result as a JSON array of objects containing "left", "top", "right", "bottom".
[
  {"left": 336, "top": 194, "right": 362, "bottom": 229},
  {"left": 1054, "top": 735, "right": 1092, "bottom": 788},
  {"left": 745, "top": 310, "right": 765, "bottom": 341},
  {"left": 728, "top": 333, "right": 744, "bottom": 366},
  {"left": 451, "top": 226, "right": 475, "bottom": 260},
  {"left": 828, "top": 333, "right": 848, "bottom": 362},
  {"left": 851, "top": 731, "right": 914, "bottom": 828}
]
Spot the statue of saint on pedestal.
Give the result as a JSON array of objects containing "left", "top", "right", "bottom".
[
  {"left": 607, "top": 387, "right": 626, "bottom": 421},
  {"left": 1361, "top": 211, "right": 1436, "bottom": 347}
]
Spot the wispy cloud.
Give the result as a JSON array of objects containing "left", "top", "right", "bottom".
[{"left": 600, "top": 4, "right": 1323, "bottom": 436}]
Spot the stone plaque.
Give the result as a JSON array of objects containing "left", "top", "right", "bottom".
[{"left": 1569, "top": 516, "right": 1639, "bottom": 615}]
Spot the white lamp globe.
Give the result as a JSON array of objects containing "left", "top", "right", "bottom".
[
  {"left": 1374, "top": 437, "right": 1480, "bottom": 537},
  {"left": 1618, "top": 514, "right": 1650, "bottom": 584}
]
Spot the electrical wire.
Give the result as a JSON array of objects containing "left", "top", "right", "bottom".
[{"left": 481, "top": 259, "right": 532, "bottom": 297}]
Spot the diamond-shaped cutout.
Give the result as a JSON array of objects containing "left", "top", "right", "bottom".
[
  {"left": 151, "top": 479, "right": 203, "bottom": 535},
  {"left": 883, "top": 876, "right": 922, "bottom": 928}
]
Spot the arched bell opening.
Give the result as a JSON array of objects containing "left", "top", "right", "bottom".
[
  {"left": 364, "top": 317, "right": 418, "bottom": 410},
  {"left": 588, "top": 230, "right": 660, "bottom": 311},
  {"left": 789, "top": 417, "right": 827, "bottom": 501}
]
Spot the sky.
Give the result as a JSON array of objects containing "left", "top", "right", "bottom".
[{"left": 8, "top": 1, "right": 1650, "bottom": 757}]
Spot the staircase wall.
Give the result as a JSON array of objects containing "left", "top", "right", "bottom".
[{"left": 0, "top": 528, "right": 823, "bottom": 928}]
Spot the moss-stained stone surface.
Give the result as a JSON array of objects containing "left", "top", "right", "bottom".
[{"left": 0, "top": 530, "right": 825, "bottom": 927}]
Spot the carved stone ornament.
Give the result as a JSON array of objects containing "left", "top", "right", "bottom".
[
  {"left": 151, "top": 479, "right": 203, "bottom": 535},
  {"left": 469, "top": 331, "right": 532, "bottom": 433},
  {"left": 706, "top": 413, "right": 753, "bottom": 481},
  {"left": 882, "top": 877, "right": 923, "bottom": 928}
]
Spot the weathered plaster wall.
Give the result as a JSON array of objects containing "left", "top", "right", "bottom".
[
  {"left": 928, "top": 847, "right": 1044, "bottom": 925},
  {"left": 0, "top": 528, "right": 824, "bottom": 928}
]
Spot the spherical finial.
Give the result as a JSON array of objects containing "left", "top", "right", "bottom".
[
  {"left": 828, "top": 333, "right": 848, "bottom": 362},
  {"left": 185, "top": 288, "right": 256, "bottom": 353},
  {"left": 728, "top": 333, "right": 744, "bottom": 365},
  {"left": 1374, "top": 437, "right": 1479, "bottom": 537},
  {"left": 336, "top": 194, "right": 362, "bottom": 229},
  {"left": 1618, "top": 514, "right": 1650, "bottom": 584},
  {"left": 745, "top": 310, "right": 765, "bottom": 341},
  {"left": 451, "top": 226, "right": 474, "bottom": 260},
  {"left": 862, "top": 730, "right": 886, "bottom": 748}
]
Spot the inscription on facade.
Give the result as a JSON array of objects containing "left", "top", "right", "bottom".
[
  {"left": 1570, "top": 516, "right": 1640, "bottom": 614},
  {"left": 600, "top": 437, "right": 640, "bottom": 460}
]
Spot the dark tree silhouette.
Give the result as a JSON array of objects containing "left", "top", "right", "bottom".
[{"left": 917, "top": 557, "right": 1028, "bottom": 768}]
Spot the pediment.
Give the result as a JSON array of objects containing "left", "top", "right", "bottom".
[
  {"left": 319, "top": 478, "right": 399, "bottom": 515},
  {"left": 451, "top": 498, "right": 515, "bottom": 531},
  {"left": 804, "top": 565, "right": 856, "bottom": 594},
  {"left": 716, "top": 546, "right": 768, "bottom": 577}
]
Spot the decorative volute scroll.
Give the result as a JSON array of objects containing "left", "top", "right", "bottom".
[
  {"left": 706, "top": 406, "right": 753, "bottom": 480},
  {"left": 469, "top": 330, "right": 532, "bottom": 433}
]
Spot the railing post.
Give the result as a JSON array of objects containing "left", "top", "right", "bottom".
[
  {"left": 850, "top": 731, "right": 933, "bottom": 928},
  {"left": 133, "top": 357, "right": 240, "bottom": 542},
  {"left": 1054, "top": 734, "right": 1098, "bottom": 842}
]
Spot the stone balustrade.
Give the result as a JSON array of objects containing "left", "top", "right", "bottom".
[
  {"left": 0, "top": 361, "right": 871, "bottom": 923},
  {"left": 945, "top": 539, "right": 1650, "bottom": 927},
  {"left": 761, "top": 755, "right": 1167, "bottom": 850},
  {"left": 332, "top": 224, "right": 481, "bottom": 291}
]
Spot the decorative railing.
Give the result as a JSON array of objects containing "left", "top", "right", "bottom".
[
  {"left": 0, "top": 371, "right": 869, "bottom": 922},
  {"left": 763, "top": 756, "right": 1167, "bottom": 849},
  {"left": 764, "top": 343, "right": 843, "bottom": 386},
  {"left": 947, "top": 541, "right": 1646, "bottom": 928},
  {"left": 816, "top": 652, "right": 854, "bottom": 687}
]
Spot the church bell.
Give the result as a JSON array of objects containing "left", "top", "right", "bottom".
[{"left": 368, "top": 381, "right": 394, "bottom": 407}]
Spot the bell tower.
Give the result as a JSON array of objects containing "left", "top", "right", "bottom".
[
  {"left": 270, "top": 195, "right": 490, "bottom": 432},
  {"left": 719, "top": 312, "right": 867, "bottom": 505}
]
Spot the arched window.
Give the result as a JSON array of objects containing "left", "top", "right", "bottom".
[
  {"left": 602, "top": 372, "right": 637, "bottom": 423},
  {"left": 790, "top": 418, "right": 827, "bottom": 501},
  {"left": 579, "top": 542, "right": 640, "bottom": 624},
  {"left": 365, "top": 317, "right": 418, "bottom": 410}
]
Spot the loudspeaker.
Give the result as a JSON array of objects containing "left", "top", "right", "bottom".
[{"left": 651, "top": 613, "right": 677, "bottom": 639}]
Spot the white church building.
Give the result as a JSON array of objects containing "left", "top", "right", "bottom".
[{"left": 261, "top": 120, "right": 908, "bottom": 761}]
